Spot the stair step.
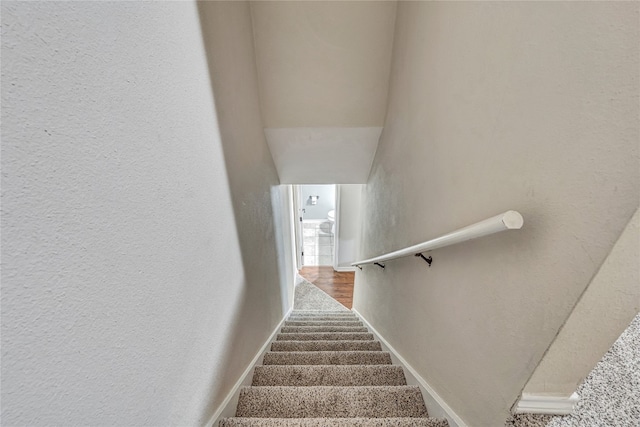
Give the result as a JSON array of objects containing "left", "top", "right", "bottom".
[
  {"left": 288, "top": 317, "right": 359, "bottom": 322},
  {"left": 289, "top": 314, "right": 358, "bottom": 318},
  {"left": 285, "top": 320, "right": 363, "bottom": 327},
  {"left": 287, "top": 316, "right": 360, "bottom": 322},
  {"left": 277, "top": 333, "right": 373, "bottom": 341},
  {"left": 286, "top": 318, "right": 358, "bottom": 321},
  {"left": 290, "top": 312, "right": 356, "bottom": 316},
  {"left": 271, "top": 340, "right": 381, "bottom": 352},
  {"left": 289, "top": 313, "right": 357, "bottom": 318},
  {"left": 263, "top": 351, "right": 392, "bottom": 365},
  {"left": 220, "top": 417, "right": 449, "bottom": 426},
  {"left": 235, "top": 386, "right": 428, "bottom": 418},
  {"left": 252, "top": 365, "right": 406, "bottom": 386},
  {"left": 291, "top": 311, "right": 353, "bottom": 315},
  {"left": 281, "top": 326, "right": 369, "bottom": 333}
]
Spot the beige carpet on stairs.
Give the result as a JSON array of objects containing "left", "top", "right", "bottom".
[{"left": 219, "top": 280, "right": 449, "bottom": 426}]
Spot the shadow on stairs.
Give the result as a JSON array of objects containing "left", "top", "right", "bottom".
[{"left": 219, "top": 310, "right": 449, "bottom": 427}]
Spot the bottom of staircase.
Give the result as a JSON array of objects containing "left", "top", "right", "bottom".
[{"left": 220, "top": 310, "right": 449, "bottom": 427}]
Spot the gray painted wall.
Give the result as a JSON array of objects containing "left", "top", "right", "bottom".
[
  {"left": 300, "top": 185, "right": 336, "bottom": 221},
  {"left": 353, "top": 2, "right": 639, "bottom": 425}
]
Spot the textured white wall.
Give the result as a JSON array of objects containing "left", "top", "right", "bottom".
[
  {"left": 264, "top": 127, "right": 382, "bottom": 184},
  {"left": 353, "top": 2, "right": 639, "bottom": 426},
  {"left": 1, "top": 2, "right": 291, "bottom": 425},
  {"left": 523, "top": 208, "right": 640, "bottom": 396},
  {"left": 251, "top": 1, "right": 395, "bottom": 185},
  {"left": 337, "top": 185, "right": 363, "bottom": 269},
  {"left": 250, "top": 1, "right": 396, "bottom": 128}
]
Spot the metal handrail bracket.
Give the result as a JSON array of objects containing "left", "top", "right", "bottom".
[{"left": 352, "top": 210, "right": 523, "bottom": 268}]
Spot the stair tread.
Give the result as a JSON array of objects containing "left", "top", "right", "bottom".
[
  {"left": 281, "top": 326, "right": 369, "bottom": 333},
  {"left": 277, "top": 332, "right": 374, "bottom": 341},
  {"left": 236, "top": 386, "right": 429, "bottom": 418},
  {"left": 289, "top": 314, "right": 356, "bottom": 317},
  {"left": 252, "top": 365, "right": 406, "bottom": 386},
  {"left": 271, "top": 340, "right": 381, "bottom": 352},
  {"left": 288, "top": 317, "right": 359, "bottom": 320},
  {"left": 291, "top": 311, "right": 354, "bottom": 314},
  {"left": 285, "top": 321, "right": 363, "bottom": 326},
  {"left": 220, "top": 417, "right": 449, "bottom": 426},
  {"left": 289, "top": 313, "right": 357, "bottom": 317},
  {"left": 289, "top": 313, "right": 357, "bottom": 318},
  {"left": 287, "top": 318, "right": 359, "bottom": 322},
  {"left": 263, "top": 351, "right": 392, "bottom": 365}
]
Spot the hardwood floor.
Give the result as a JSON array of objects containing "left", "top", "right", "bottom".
[{"left": 298, "top": 266, "right": 355, "bottom": 309}]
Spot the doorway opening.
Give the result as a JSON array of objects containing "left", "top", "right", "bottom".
[
  {"left": 291, "top": 184, "right": 363, "bottom": 309},
  {"left": 295, "top": 184, "right": 336, "bottom": 267}
]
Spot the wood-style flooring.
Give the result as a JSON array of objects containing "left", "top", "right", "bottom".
[{"left": 298, "top": 266, "right": 355, "bottom": 309}]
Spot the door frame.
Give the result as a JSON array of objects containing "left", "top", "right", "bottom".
[
  {"left": 292, "top": 185, "right": 303, "bottom": 269},
  {"left": 332, "top": 185, "right": 341, "bottom": 271}
]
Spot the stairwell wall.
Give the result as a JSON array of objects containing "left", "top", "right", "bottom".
[
  {"left": 353, "top": 2, "right": 639, "bottom": 426},
  {"left": 1, "top": 1, "right": 291, "bottom": 426},
  {"left": 336, "top": 184, "right": 364, "bottom": 270},
  {"left": 521, "top": 208, "right": 639, "bottom": 397}
]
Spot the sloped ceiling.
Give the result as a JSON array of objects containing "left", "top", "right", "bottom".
[{"left": 250, "top": 1, "right": 397, "bottom": 184}]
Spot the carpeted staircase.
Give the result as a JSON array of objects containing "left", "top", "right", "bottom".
[{"left": 220, "top": 310, "right": 449, "bottom": 426}]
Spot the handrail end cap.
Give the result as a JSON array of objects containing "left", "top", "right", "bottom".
[{"left": 503, "top": 210, "right": 524, "bottom": 229}]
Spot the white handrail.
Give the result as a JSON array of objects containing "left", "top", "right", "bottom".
[{"left": 352, "top": 210, "right": 524, "bottom": 267}]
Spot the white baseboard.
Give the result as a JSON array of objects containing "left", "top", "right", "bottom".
[
  {"left": 333, "top": 266, "right": 358, "bottom": 272},
  {"left": 205, "top": 306, "right": 293, "bottom": 427},
  {"left": 514, "top": 392, "right": 580, "bottom": 415},
  {"left": 352, "top": 308, "right": 468, "bottom": 427}
]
